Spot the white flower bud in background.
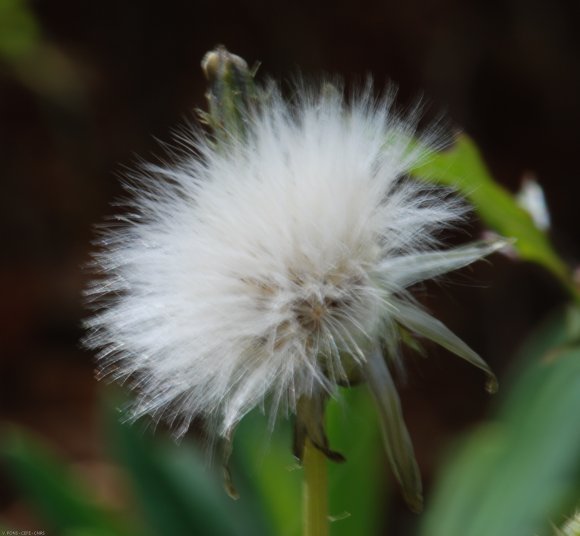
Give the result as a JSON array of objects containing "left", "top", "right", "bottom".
[
  {"left": 516, "top": 172, "right": 551, "bottom": 231},
  {"left": 84, "top": 48, "right": 506, "bottom": 511}
]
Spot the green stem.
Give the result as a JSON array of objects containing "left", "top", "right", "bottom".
[{"left": 303, "top": 438, "right": 329, "bottom": 536}]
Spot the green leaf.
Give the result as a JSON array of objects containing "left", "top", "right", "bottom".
[
  {"left": 410, "top": 135, "right": 577, "bottom": 299},
  {"left": 0, "top": 428, "right": 133, "bottom": 536},
  {"left": 105, "top": 403, "right": 257, "bottom": 536},
  {"left": 236, "top": 387, "right": 385, "bottom": 536},
  {"left": 236, "top": 411, "right": 302, "bottom": 536},
  {"left": 327, "top": 387, "right": 384, "bottom": 536},
  {"left": 420, "top": 308, "right": 580, "bottom": 536},
  {"left": 0, "top": 0, "right": 40, "bottom": 61}
]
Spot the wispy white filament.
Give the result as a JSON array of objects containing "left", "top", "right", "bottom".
[{"left": 84, "top": 84, "right": 501, "bottom": 443}]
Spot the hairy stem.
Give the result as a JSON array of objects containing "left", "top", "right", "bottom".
[{"left": 303, "top": 438, "right": 328, "bottom": 536}]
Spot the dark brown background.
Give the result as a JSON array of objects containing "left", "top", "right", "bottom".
[{"left": 1, "top": 0, "right": 579, "bottom": 532}]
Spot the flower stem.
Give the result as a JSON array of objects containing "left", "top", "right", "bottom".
[{"left": 303, "top": 438, "right": 328, "bottom": 536}]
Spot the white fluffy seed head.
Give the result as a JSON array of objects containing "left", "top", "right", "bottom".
[{"left": 84, "top": 83, "right": 475, "bottom": 439}]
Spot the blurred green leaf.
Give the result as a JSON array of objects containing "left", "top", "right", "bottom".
[
  {"left": 420, "top": 308, "right": 580, "bottom": 536},
  {"left": 0, "top": 0, "right": 40, "bottom": 61},
  {"left": 236, "top": 412, "right": 302, "bottom": 536},
  {"left": 410, "top": 135, "right": 577, "bottom": 298},
  {"left": 327, "top": 387, "right": 384, "bottom": 536},
  {"left": 0, "top": 428, "right": 133, "bottom": 536},
  {"left": 236, "top": 386, "right": 385, "bottom": 536},
  {"left": 0, "top": 0, "right": 84, "bottom": 106},
  {"left": 105, "top": 406, "right": 254, "bottom": 536}
]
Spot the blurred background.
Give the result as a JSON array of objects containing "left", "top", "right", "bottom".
[{"left": 1, "top": 0, "right": 580, "bottom": 534}]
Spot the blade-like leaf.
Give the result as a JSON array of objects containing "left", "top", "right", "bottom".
[
  {"left": 410, "top": 135, "right": 577, "bottom": 299},
  {"left": 382, "top": 239, "right": 508, "bottom": 289},
  {"left": 394, "top": 300, "right": 497, "bottom": 393},
  {"left": 362, "top": 346, "right": 422, "bottom": 512}
]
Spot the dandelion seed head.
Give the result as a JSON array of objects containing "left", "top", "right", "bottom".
[{"left": 84, "top": 83, "right": 500, "bottom": 444}]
